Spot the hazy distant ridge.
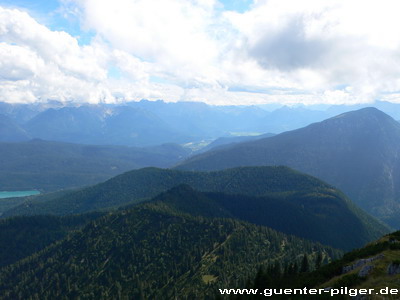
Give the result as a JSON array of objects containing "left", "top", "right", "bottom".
[{"left": 177, "top": 107, "right": 400, "bottom": 228}]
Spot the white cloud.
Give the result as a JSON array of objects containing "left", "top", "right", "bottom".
[
  {"left": 69, "top": 0, "right": 221, "bottom": 83},
  {"left": 0, "top": 7, "right": 107, "bottom": 81},
  {"left": 2, "top": 1, "right": 400, "bottom": 105},
  {"left": 226, "top": 0, "right": 400, "bottom": 103},
  {"left": 0, "top": 7, "right": 109, "bottom": 103},
  {"left": 0, "top": 43, "right": 43, "bottom": 81}
]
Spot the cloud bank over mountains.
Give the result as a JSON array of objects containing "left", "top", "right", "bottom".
[{"left": 1, "top": 0, "right": 400, "bottom": 105}]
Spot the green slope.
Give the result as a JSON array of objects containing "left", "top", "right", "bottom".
[
  {"left": 3, "top": 166, "right": 388, "bottom": 250},
  {"left": 249, "top": 230, "right": 400, "bottom": 300},
  {"left": 0, "top": 213, "right": 103, "bottom": 268},
  {"left": 1, "top": 166, "right": 357, "bottom": 216},
  {"left": 176, "top": 108, "right": 400, "bottom": 228},
  {"left": 151, "top": 185, "right": 387, "bottom": 250},
  {"left": 0, "top": 188, "right": 81, "bottom": 215},
  {"left": 0, "top": 192, "right": 342, "bottom": 299}
]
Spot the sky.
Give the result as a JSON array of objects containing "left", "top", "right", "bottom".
[{"left": 1, "top": 0, "right": 400, "bottom": 106}]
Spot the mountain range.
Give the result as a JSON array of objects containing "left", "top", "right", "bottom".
[
  {"left": 2, "top": 100, "right": 400, "bottom": 147},
  {"left": 2, "top": 166, "right": 389, "bottom": 250},
  {"left": 24, "top": 105, "right": 191, "bottom": 146},
  {"left": 177, "top": 107, "right": 400, "bottom": 228},
  {"left": 2, "top": 101, "right": 400, "bottom": 298}
]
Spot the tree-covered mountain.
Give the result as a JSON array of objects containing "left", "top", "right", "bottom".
[
  {"left": 145, "top": 184, "right": 388, "bottom": 250},
  {"left": 2, "top": 167, "right": 389, "bottom": 250},
  {"left": 0, "top": 187, "right": 342, "bottom": 299},
  {"left": 177, "top": 108, "right": 400, "bottom": 228},
  {"left": 0, "top": 139, "right": 190, "bottom": 191},
  {"left": 0, "top": 188, "right": 81, "bottom": 216},
  {"left": 0, "top": 213, "right": 103, "bottom": 268}
]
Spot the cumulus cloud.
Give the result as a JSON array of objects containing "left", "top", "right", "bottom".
[
  {"left": 248, "top": 16, "right": 329, "bottom": 70},
  {"left": 0, "top": 43, "right": 43, "bottom": 81},
  {"left": 226, "top": 0, "right": 400, "bottom": 103},
  {"left": 67, "top": 0, "right": 224, "bottom": 86},
  {"left": 0, "top": 6, "right": 166, "bottom": 103},
  {"left": 0, "top": 7, "right": 107, "bottom": 103},
  {"left": 2, "top": 1, "right": 400, "bottom": 105},
  {"left": 0, "top": 7, "right": 107, "bottom": 81}
]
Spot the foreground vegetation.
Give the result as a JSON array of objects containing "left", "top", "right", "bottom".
[{"left": 0, "top": 186, "right": 342, "bottom": 299}]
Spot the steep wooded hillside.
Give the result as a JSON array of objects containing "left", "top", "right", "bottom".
[{"left": 177, "top": 108, "right": 400, "bottom": 228}]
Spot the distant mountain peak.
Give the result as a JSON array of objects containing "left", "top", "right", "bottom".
[
  {"left": 176, "top": 108, "right": 400, "bottom": 227},
  {"left": 308, "top": 107, "right": 400, "bottom": 135},
  {"left": 330, "top": 107, "right": 395, "bottom": 122}
]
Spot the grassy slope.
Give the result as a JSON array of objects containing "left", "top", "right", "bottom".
[
  {"left": 318, "top": 231, "right": 400, "bottom": 292},
  {"left": 265, "top": 231, "right": 400, "bottom": 300}
]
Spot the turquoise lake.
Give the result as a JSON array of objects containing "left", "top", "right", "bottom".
[{"left": 0, "top": 190, "right": 40, "bottom": 199}]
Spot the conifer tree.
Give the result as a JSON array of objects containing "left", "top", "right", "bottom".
[{"left": 300, "top": 254, "right": 309, "bottom": 273}]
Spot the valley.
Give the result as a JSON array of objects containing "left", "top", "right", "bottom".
[{"left": 1, "top": 102, "right": 400, "bottom": 299}]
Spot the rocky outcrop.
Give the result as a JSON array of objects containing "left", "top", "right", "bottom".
[
  {"left": 342, "top": 254, "right": 384, "bottom": 274},
  {"left": 358, "top": 265, "right": 374, "bottom": 277},
  {"left": 387, "top": 262, "right": 400, "bottom": 275}
]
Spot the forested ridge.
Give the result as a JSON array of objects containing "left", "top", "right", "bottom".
[
  {"left": 149, "top": 185, "right": 388, "bottom": 250},
  {"left": 3, "top": 166, "right": 334, "bottom": 216},
  {"left": 176, "top": 108, "right": 400, "bottom": 228},
  {"left": 0, "top": 190, "right": 342, "bottom": 299},
  {"left": 0, "top": 167, "right": 391, "bottom": 299},
  {"left": 2, "top": 167, "right": 388, "bottom": 250}
]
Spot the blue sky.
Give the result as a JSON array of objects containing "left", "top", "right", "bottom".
[
  {"left": 0, "top": 0, "right": 253, "bottom": 33},
  {"left": 0, "top": 0, "right": 94, "bottom": 44},
  {"left": 1, "top": 0, "right": 400, "bottom": 105},
  {"left": 219, "top": 0, "right": 252, "bottom": 13},
  {"left": 0, "top": 0, "right": 58, "bottom": 12}
]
